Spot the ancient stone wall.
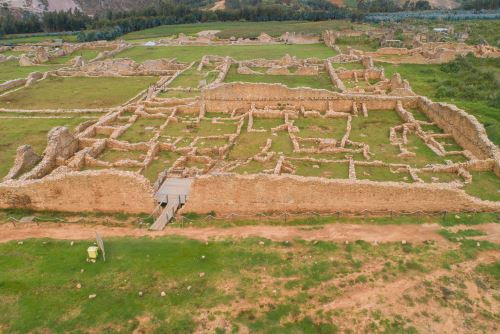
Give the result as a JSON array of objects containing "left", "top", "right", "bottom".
[
  {"left": 201, "top": 83, "right": 415, "bottom": 112},
  {"left": 181, "top": 174, "right": 500, "bottom": 215},
  {"left": 325, "top": 60, "right": 345, "bottom": 91},
  {"left": 418, "top": 97, "right": 500, "bottom": 175},
  {"left": 0, "top": 170, "right": 156, "bottom": 214},
  {"left": 0, "top": 78, "right": 26, "bottom": 93},
  {"left": 0, "top": 71, "right": 52, "bottom": 95},
  {"left": 322, "top": 30, "right": 336, "bottom": 48}
]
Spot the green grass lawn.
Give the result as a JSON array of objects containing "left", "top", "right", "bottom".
[
  {"left": 0, "top": 60, "right": 61, "bottom": 83},
  {"left": 0, "top": 112, "right": 101, "bottom": 178},
  {"left": 118, "top": 118, "right": 166, "bottom": 143},
  {"left": 330, "top": 62, "right": 365, "bottom": 70},
  {"left": 0, "top": 33, "right": 77, "bottom": 44},
  {"left": 157, "top": 90, "right": 200, "bottom": 99},
  {"left": 225, "top": 65, "right": 334, "bottom": 90},
  {"left": 143, "top": 150, "right": 181, "bottom": 182},
  {"left": 0, "top": 76, "right": 158, "bottom": 110},
  {"left": 356, "top": 165, "right": 411, "bottom": 182},
  {"left": 380, "top": 58, "right": 500, "bottom": 146},
  {"left": 463, "top": 171, "right": 500, "bottom": 202},
  {"left": 294, "top": 117, "right": 346, "bottom": 139},
  {"left": 294, "top": 160, "right": 349, "bottom": 178},
  {"left": 349, "top": 109, "right": 454, "bottom": 168},
  {"left": 335, "top": 35, "right": 380, "bottom": 52},
  {"left": 228, "top": 131, "right": 269, "bottom": 160},
  {"left": 116, "top": 44, "right": 336, "bottom": 63},
  {"left": 123, "top": 20, "right": 371, "bottom": 40},
  {"left": 0, "top": 234, "right": 497, "bottom": 332},
  {"left": 169, "top": 63, "right": 218, "bottom": 88},
  {"left": 98, "top": 149, "right": 146, "bottom": 163}
]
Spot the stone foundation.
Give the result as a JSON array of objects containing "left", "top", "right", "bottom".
[
  {"left": 181, "top": 174, "right": 500, "bottom": 214},
  {"left": 0, "top": 170, "right": 155, "bottom": 214}
]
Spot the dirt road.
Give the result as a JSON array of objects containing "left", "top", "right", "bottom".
[{"left": 1, "top": 222, "right": 498, "bottom": 244}]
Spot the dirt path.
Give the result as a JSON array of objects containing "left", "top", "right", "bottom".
[
  {"left": 0, "top": 222, "right": 464, "bottom": 243},
  {"left": 210, "top": 0, "right": 225, "bottom": 11},
  {"left": 1, "top": 222, "right": 498, "bottom": 244}
]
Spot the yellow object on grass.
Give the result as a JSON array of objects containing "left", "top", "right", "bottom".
[{"left": 87, "top": 246, "right": 99, "bottom": 259}]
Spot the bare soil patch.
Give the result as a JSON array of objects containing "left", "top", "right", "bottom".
[{"left": 0, "top": 222, "right": 465, "bottom": 243}]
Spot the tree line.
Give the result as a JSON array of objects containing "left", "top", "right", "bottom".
[{"left": 1, "top": 0, "right": 497, "bottom": 40}]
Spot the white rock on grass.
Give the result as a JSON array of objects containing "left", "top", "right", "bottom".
[{"left": 89, "top": 294, "right": 96, "bottom": 299}]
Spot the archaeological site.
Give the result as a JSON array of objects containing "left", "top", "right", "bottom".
[
  {"left": 0, "top": 14, "right": 499, "bottom": 333},
  {"left": 1, "top": 26, "right": 499, "bottom": 229}
]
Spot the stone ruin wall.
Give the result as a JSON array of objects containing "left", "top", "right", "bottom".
[
  {"left": 0, "top": 170, "right": 155, "bottom": 214},
  {"left": 0, "top": 72, "right": 47, "bottom": 94},
  {"left": 202, "top": 83, "right": 499, "bottom": 175},
  {"left": 202, "top": 82, "right": 414, "bottom": 112},
  {"left": 181, "top": 174, "right": 500, "bottom": 215},
  {"left": 1, "top": 75, "right": 499, "bottom": 214},
  {"left": 368, "top": 43, "right": 500, "bottom": 63},
  {"left": 417, "top": 97, "right": 500, "bottom": 175}
]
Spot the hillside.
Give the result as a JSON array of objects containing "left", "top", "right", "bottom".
[{"left": 1, "top": 0, "right": 462, "bottom": 16}]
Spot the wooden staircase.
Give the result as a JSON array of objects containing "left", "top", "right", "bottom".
[
  {"left": 150, "top": 197, "right": 181, "bottom": 231},
  {"left": 149, "top": 178, "right": 193, "bottom": 231}
]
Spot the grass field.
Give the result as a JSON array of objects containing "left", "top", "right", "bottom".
[
  {"left": 0, "top": 112, "right": 101, "bottom": 179},
  {"left": 0, "top": 60, "right": 61, "bottom": 83},
  {"left": 0, "top": 76, "right": 158, "bottom": 110},
  {"left": 225, "top": 65, "right": 334, "bottom": 90},
  {"left": 157, "top": 90, "right": 200, "bottom": 99},
  {"left": 335, "top": 35, "right": 380, "bottom": 52},
  {"left": 0, "top": 33, "right": 78, "bottom": 44},
  {"left": 116, "top": 44, "right": 336, "bottom": 63},
  {"left": 464, "top": 171, "right": 500, "bottom": 202},
  {"left": 0, "top": 232, "right": 497, "bottom": 333},
  {"left": 169, "top": 63, "right": 218, "bottom": 88},
  {"left": 123, "top": 20, "right": 372, "bottom": 41}
]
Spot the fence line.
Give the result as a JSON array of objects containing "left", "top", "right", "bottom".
[{"left": 173, "top": 209, "right": 500, "bottom": 225}]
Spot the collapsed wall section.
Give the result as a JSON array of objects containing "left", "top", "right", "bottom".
[
  {"left": 181, "top": 174, "right": 500, "bottom": 215},
  {"left": 0, "top": 170, "right": 156, "bottom": 214}
]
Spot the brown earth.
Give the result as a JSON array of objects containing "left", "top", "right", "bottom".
[
  {"left": 210, "top": 0, "right": 225, "bottom": 11},
  {"left": 1, "top": 221, "right": 498, "bottom": 243}
]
